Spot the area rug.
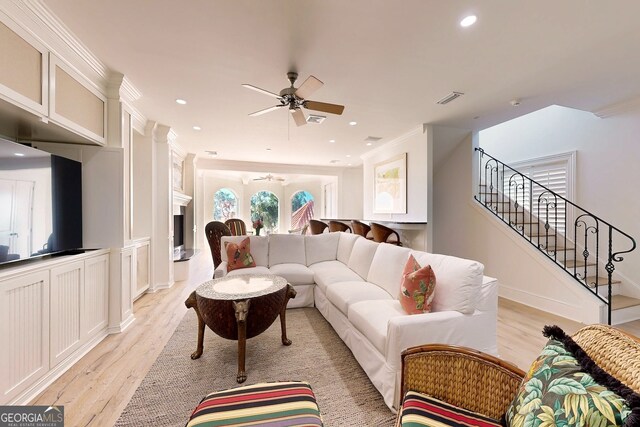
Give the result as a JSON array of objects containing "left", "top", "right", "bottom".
[{"left": 115, "top": 308, "right": 396, "bottom": 426}]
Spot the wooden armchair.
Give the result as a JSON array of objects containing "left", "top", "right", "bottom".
[
  {"left": 205, "top": 221, "right": 231, "bottom": 272},
  {"left": 224, "top": 218, "right": 247, "bottom": 236},
  {"left": 370, "top": 222, "right": 402, "bottom": 246},
  {"left": 396, "top": 325, "right": 640, "bottom": 425},
  {"left": 328, "top": 220, "right": 351, "bottom": 233},
  {"left": 351, "top": 220, "right": 372, "bottom": 239},
  {"left": 308, "top": 219, "right": 328, "bottom": 235}
]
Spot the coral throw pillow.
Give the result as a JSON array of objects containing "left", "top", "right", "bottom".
[
  {"left": 399, "top": 255, "right": 436, "bottom": 314},
  {"left": 225, "top": 237, "right": 256, "bottom": 272}
]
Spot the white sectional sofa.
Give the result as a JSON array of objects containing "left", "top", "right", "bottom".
[{"left": 214, "top": 232, "right": 498, "bottom": 410}]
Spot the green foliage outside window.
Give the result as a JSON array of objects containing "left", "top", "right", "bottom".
[
  {"left": 250, "top": 191, "right": 279, "bottom": 233},
  {"left": 213, "top": 188, "right": 238, "bottom": 221},
  {"left": 292, "top": 191, "right": 314, "bottom": 212}
]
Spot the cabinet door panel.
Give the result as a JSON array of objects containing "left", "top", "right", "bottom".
[
  {"left": 50, "top": 261, "right": 84, "bottom": 368},
  {"left": 0, "top": 17, "right": 48, "bottom": 116},
  {"left": 0, "top": 271, "right": 49, "bottom": 404},
  {"left": 84, "top": 254, "right": 109, "bottom": 337}
]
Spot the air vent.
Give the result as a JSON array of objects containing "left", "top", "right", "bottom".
[
  {"left": 364, "top": 136, "right": 382, "bottom": 143},
  {"left": 436, "top": 91, "right": 464, "bottom": 105},
  {"left": 329, "top": 159, "right": 340, "bottom": 164},
  {"left": 306, "top": 114, "right": 326, "bottom": 124},
  {"left": 205, "top": 150, "right": 218, "bottom": 156}
]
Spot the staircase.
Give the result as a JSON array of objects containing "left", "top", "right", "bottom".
[{"left": 475, "top": 148, "right": 638, "bottom": 324}]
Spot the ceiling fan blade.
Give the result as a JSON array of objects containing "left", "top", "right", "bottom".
[
  {"left": 304, "top": 100, "right": 345, "bottom": 115},
  {"left": 248, "top": 105, "right": 284, "bottom": 116},
  {"left": 242, "top": 84, "right": 282, "bottom": 99},
  {"left": 291, "top": 108, "right": 307, "bottom": 127},
  {"left": 295, "top": 75, "right": 323, "bottom": 99}
]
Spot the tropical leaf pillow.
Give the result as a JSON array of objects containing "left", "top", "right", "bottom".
[
  {"left": 504, "top": 325, "right": 640, "bottom": 427},
  {"left": 399, "top": 254, "right": 436, "bottom": 314}
]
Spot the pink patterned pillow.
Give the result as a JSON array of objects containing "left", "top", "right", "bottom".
[
  {"left": 225, "top": 237, "right": 256, "bottom": 272},
  {"left": 399, "top": 254, "right": 436, "bottom": 314}
]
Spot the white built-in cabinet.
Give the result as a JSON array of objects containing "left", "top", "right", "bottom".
[
  {"left": 0, "top": 14, "right": 106, "bottom": 145},
  {"left": 0, "top": 250, "right": 109, "bottom": 405}
]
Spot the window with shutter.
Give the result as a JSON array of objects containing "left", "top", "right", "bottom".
[{"left": 501, "top": 152, "right": 575, "bottom": 235}]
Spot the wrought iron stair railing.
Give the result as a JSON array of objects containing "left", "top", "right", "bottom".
[{"left": 474, "top": 148, "right": 636, "bottom": 324}]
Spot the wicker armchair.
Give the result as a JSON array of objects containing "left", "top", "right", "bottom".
[
  {"left": 224, "top": 218, "right": 246, "bottom": 236},
  {"left": 351, "top": 220, "right": 372, "bottom": 239},
  {"left": 308, "top": 219, "right": 328, "bottom": 235},
  {"left": 328, "top": 220, "right": 351, "bottom": 233},
  {"left": 396, "top": 325, "right": 640, "bottom": 425},
  {"left": 205, "top": 221, "right": 231, "bottom": 272},
  {"left": 370, "top": 222, "right": 402, "bottom": 246}
]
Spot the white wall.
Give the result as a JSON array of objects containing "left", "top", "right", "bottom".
[
  {"left": 132, "top": 130, "right": 152, "bottom": 239},
  {"left": 362, "top": 127, "right": 428, "bottom": 222},
  {"left": 339, "top": 166, "right": 363, "bottom": 219},
  {"left": 479, "top": 104, "right": 640, "bottom": 290},
  {"left": 432, "top": 134, "right": 603, "bottom": 324}
]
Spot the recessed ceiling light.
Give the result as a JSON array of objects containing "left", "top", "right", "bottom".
[
  {"left": 460, "top": 15, "right": 477, "bottom": 27},
  {"left": 14, "top": 153, "right": 24, "bottom": 157},
  {"left": 193, "top": 126, "right": 202, "bottom": 131},
  {"left": 329, "top": 139, "right": 336, "bottom": 143},
  {"left": 366, "top": 142, "right": 372, "bottom": 146},
  {"left": 348, "top": 163, "right": 352, "bottom": 166},
  {"left": 346, "top": 154, "right": 351, "bottom": 158},
  {"left": 175, "top": 98, "right": 187, "bottom": 105},
  {"left": 349, "top": 121, "right": 357, "bottom": 126}
]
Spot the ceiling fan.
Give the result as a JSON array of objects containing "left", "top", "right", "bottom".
[
  {"left": 242, "top": 72, "right": 345, "bottom": 126},
  {"left": 253, "top": 174, "right": 285, "bottom": 182}
]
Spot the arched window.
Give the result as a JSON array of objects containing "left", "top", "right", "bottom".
[
  {"left": 250, "top": 191, "right": 279, "bottom": 234},
  {"left": 291, "top": 191, "right": 314, "bottom": 231},
  {"left": 213, "top": 188, "right": 238, "bottom": 221}
]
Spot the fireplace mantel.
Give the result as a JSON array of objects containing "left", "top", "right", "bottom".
[{"left": 173, "top": 191, "right": 192, "bottom": 207}]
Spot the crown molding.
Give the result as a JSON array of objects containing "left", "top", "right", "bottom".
[
  {"left": 360, "top": 126, "right": 423, "bottom": 160},
  {"left": 593, "top": 96, "right": 640, "bottom": 118},
  {"left": 19, "top": 0, "right": 108, "bottom": 80}
]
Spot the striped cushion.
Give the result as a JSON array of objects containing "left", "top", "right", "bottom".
[
  {"left": 187, "top": 381, "right": 323, "bottom": 426},
  {"left": 400, "top": 391, "right": 501, "bottom": 427}
]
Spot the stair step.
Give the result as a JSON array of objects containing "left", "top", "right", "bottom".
[
  {"left": 611, "top": 295, "right": 640, "bottom": 310},
  {"left": 563, "top": 259, "right": 597, "bottom": 268},
  {"left": 585, "top": 276, "right": 622, "bottom": 287}
]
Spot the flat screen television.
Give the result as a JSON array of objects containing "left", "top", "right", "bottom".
[{"left": 0, "top": 138, "right": 82, "bottom": 266}]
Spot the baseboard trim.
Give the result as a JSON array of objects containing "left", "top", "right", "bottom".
[
  {"left": 13, "top": 329, "right": 109, "bottom": 405},
  {"left": 107, "top": 314, "right": 135, "bottom": 334}
]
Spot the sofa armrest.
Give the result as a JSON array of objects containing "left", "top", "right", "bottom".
[
  {"left": 385, "top": 310, "right": 497, "bottom": 370},
  {"left": 397, "top": 344, "right": 524, "bottom": 421},
  {"left": 214, "top": 262, "right": 228, "bottom": 279}
]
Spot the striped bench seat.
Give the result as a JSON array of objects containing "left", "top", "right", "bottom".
[
  {"left": 398, "top": 391, "right": 501, "bottom": 427},
  {"left": 187, "top": 381, "right": 323, "bottom": 427}
]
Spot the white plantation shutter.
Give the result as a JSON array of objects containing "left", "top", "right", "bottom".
[{"left": 502, "top": 153, "right": 574, "bottom": 235}]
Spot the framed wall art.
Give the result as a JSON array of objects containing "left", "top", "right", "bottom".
[{"left": 373, "top": 152, "right": 407, "bottom": 214}]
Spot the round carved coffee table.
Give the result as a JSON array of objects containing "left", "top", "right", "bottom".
[{"left": 185, "top": 274, "right": 296, "bottom": 383}]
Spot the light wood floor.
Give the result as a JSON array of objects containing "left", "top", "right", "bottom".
[{"left": 32, "top": 254, "right": 640, "bottom": 427}]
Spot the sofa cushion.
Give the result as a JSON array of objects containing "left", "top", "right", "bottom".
[
  {"left": 399, "top": 255, "right": 436, "bottom": 315},
  {"left": 347, "top": 238, "right": 379, "bottom": 279},
  {"left": 337, "top": 232, "right": 361, "bottom": 264},
  {"left": 224, "top": 237, "right": 256, "bottom": 272},
  {"left": 411, "top": 251, "right": 483, "bottom": 315},
  {"left": 399, "top": 391, "right": 501, "bottom": 427},
  {"left": 505, "top": 325, "right": 637, "bottom": 427},
  {"left": 325, "top": 281, "right": 392, "bottom": 316},
  {"left": 305, "top": 232, "right": 340, "bottom": 266},
  {"left": 348, "top": 299, "right": 404, "bottom": 354},
  {"left": 221, "top": 235, "right": 269, "bottom": 266},
  {"left": 225, "top": 266, "right": 271, "bottom": 277},
  {"left": 367, "top": 243, "right": 411, "bottom": 296},
  {"left": 269, "top": 263, "right": 315, "bottom": 285},
  {"left": 268, "top": 234, "right": 306, "bottom": 266},
  {"left": 309, "top": 260, "right": 364, "bottom": 293}
]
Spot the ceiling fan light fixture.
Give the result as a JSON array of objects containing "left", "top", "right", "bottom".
[{"left": 460, "top": 15, "right": 477, "bottom": 27}]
